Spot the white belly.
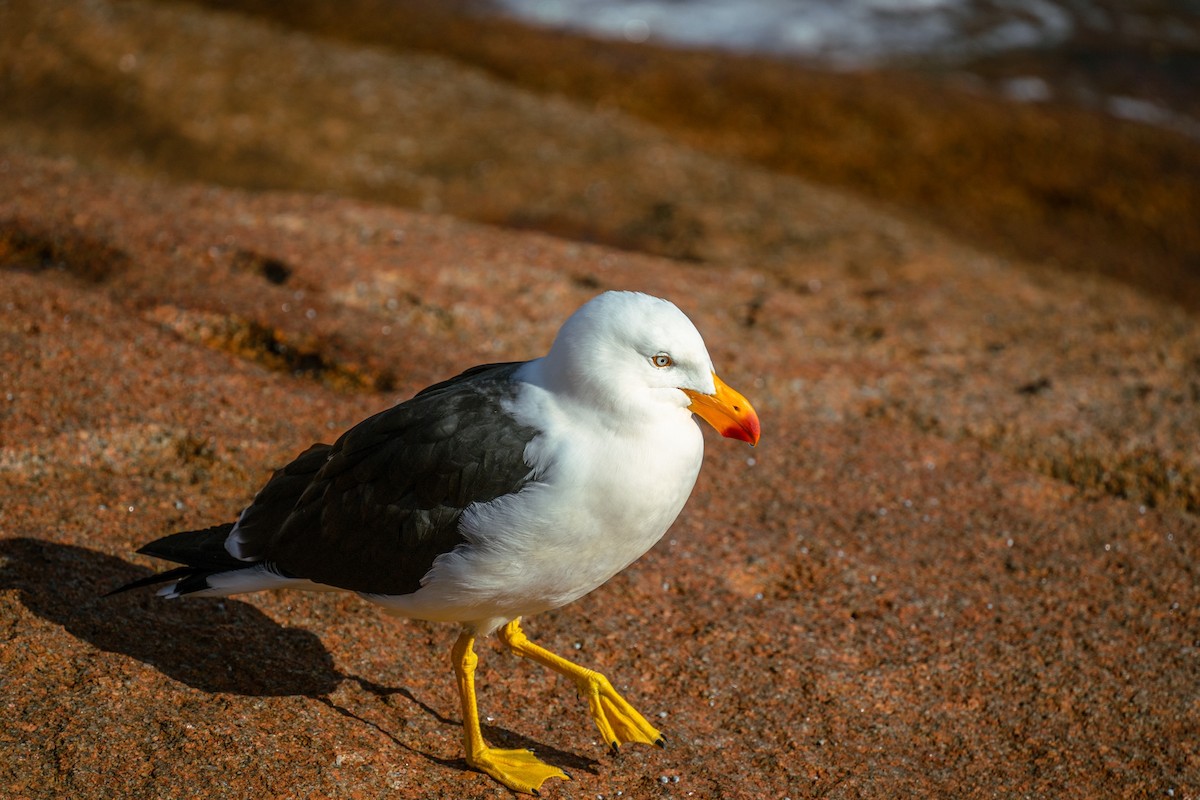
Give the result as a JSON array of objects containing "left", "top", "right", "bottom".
[{"left": 369, "top": 408, "right": 704, "bottom": 634}]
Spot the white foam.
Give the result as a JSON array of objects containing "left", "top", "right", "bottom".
[{"left": 492, "top": 0, "right": 1076, "bottom": 65}]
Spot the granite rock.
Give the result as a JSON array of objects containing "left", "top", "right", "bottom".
[{"left": 1, "top": 2, "right": 1198, "bottom": 798}]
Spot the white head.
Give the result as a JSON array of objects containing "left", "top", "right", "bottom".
[{"left": 536, "top": 291, "right": 759, "bottom": 444}]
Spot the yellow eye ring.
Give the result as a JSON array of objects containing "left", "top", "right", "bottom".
[{"left": 650, "top": 353, "right": 673, "bottom": 368}]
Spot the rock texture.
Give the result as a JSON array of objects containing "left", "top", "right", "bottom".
[{"left": 1, "top": 1, "right": 1198, "bottom": 798}]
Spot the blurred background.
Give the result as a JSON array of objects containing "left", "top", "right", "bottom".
[{"left": 2, "top": 0, "right": 1198, "bottom": 310}]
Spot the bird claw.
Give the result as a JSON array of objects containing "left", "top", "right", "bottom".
[
  {"left": 495, "top": 619, "right": 664, "bottom": 761},
  {"left": 466, "top": 746, "right": 569, "bottom": 795},
  {"left": 576, "top": 672, "right": 664, "bottom": 752}
]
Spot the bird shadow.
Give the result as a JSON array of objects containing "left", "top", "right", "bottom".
[
  {"left": 2, "top": 536, "right": 341, "bottom": 696},
  {"left": 0, "top": 537, "right": 599, "bottom": 776}
]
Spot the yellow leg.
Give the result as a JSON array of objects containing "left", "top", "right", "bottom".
[
  {"left": 452, "top": 629, "right": 569, "bottom": 795},
  {"left": 499, "top": 618, "right": 665, "bottom": 753}
]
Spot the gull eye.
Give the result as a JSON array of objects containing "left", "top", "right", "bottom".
[{"left": 650, "top": 353, "right": 674, "bottom": 368}]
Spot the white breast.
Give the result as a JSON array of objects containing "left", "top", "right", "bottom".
[{"left": 368, "top": 375, "right": 705, "bottom": 634}]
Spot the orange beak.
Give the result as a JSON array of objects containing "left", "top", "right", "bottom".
[{"left": 683, "top": 373, "right": 761, "bottom": 446}]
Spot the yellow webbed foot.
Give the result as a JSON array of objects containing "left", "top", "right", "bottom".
[
  {"left": 575, "top": 671, "right": 665, "bottom": 753},
  {"left": 498, "top": 619, "right": 664, "bottom": 755},
  {"left": 454, "top": 628, "right": 570, "bottom": 795},
  {"left": 466, "top": 746, "right": 570, "bottom": 795}
]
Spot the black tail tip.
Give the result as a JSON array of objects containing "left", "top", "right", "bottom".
[{"left": 102, "top": 566, "right": 193, "bottom": 598}]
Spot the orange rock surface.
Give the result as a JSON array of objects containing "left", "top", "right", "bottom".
[{"left": 1, "top": 2, "right": 1198, "bottom": 797}]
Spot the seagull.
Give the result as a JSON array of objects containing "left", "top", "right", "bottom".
[{"left": 112, "top": 290, "right": 760, "bottom": 794}]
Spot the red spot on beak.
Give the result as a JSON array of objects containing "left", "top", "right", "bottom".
[{"left": 683, "top": 373, "right": 761, "bottom": 446}]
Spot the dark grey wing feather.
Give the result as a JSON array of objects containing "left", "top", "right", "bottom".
[
  {"left": 412, "top": 361, "right": 524, "bottom": 399},
  {"left": 116, "top": 362, "right": 538, "bottom": 599},
  {"left": 228, "top": 442, "right": 333, "bottom": 562},
  {"left": 136, "top": 522, "right": 240, "bottom": 569},
  {"left": 241, "top": 361, "right": 538, "bottom": 595}
]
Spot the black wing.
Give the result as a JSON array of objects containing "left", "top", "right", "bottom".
[{"left": 234, "top": 361, "right": 539, "bottom": 595}]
